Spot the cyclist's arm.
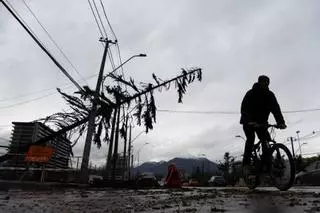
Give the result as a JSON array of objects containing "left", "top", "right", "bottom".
[
  {"left": 241, "top": 91, "right": 253, "bottom": 122},
  {"left": 270, "top": 92, "right": 285, "bottom": 125}
]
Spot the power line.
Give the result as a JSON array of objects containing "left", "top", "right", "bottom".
[
  {"left": 4, "top": 91, "right": 320, "bottom": 115},
  {"left": 89, "top": 0, "right": 117, "bottom": 76},
  {"left": 285, "top": 109, "right": 320, "bottom": 113},
  {"left": 157, "top": 108, "right": 320, "bottom": 115},
  {"left": 1, "top": 2, "right": 87, "bottom": 111},
  {"left": 99, "top": 0, "right": 117, "bottom": 40},
  {"left": 88, "top": 0, "right": 104, "bottom": 39},
  {"left": 0, "top": 83, "right": 73, "bottom": 103},
  {"left": 0, "top": 72, "right": 93, "bottom": 110},
  {"left": 0, "top": 70, "right": 93, "bottom": 105},
  {"left": 87, "top": 0, "right": 115, "bottom": 93},
  {"left": 21, "top": 0, "right": 87, "bottom": 84},
  {"left": 92, "top": 0, "right": 108, "bottom": 38},
  {"left": 99, "top": 0, "right": 125, "bottom": 77},
  {"left": 0, "top": 92, "right": 58, "bottom": 109},
  {"left": 2, "top": 0, "right": 82, "bottom": 91},
  {"left": 87, "top": 0, "right": 128, "bottom": 95},
  {"left": 4, "top": 0, "right": 45, "bottom": 48},
  {"left": 98, "top": 0, "right": 128, "bottom": 95},
  {"left": 158, "top": 109, "right": 239, "bottom": 115},
  {"left": 108, "top": 47, "right": 116, "bottom": 69}
]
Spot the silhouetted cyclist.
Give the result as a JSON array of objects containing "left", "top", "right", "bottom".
[{"left": 240, "top": 75, "right": 286, "bottom": 174}]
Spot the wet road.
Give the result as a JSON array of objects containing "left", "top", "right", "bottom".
[{"left": 0, "top": 186, "right": 319, "bottom": 212}]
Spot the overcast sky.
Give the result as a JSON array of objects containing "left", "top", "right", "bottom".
[{"left": 1, "top": 0, "right": 320, "bottom": 166}]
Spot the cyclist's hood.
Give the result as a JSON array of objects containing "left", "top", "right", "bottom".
[{"left": 252, "top": 82, "right": 269, "bottom": 91}]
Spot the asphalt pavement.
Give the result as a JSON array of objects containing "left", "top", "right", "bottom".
[{"left": 0, "top": 186, "right": 319, "bottom": 212}]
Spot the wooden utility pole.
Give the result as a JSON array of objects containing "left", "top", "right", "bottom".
[
  {"left": 80, "top": 38, "right": 115, "bottom": 182},
  {"left": 131, "top": 154, "right": 134, "bottom": 180},
  {"left": 128, "top": 125, "right": 132, "bottom": 180},
  {"left": 289, "top": 137, "right": 296, "bottom": 158},
  {"left": 105, "top": 108, "right": 117, "bottom": 178},
  {"left": 122, "top": 115, "right": 129, "bottom": 180},
  {"left": 111, "top": 104, "right": 121, "bottom": 180}
]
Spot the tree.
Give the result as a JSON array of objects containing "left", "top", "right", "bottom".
[
  {"left": 218, "top": 152, "right": 235, "bottom": 173},
  {"left": 218, "top": 152, "right": 235, "bottom": 184}
]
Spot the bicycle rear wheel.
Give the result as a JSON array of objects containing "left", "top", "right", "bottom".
[{"left": 269, "top": 143, "right": 295, "bottom": 191}]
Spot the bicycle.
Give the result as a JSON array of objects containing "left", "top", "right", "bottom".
[{"left": 242, "top": 124, "right": 295, "bottom": 191}]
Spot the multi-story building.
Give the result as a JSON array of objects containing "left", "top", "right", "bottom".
[{"left": 7, "top": 122, "right": 72, "bottom": 169}]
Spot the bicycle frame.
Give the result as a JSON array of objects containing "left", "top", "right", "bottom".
[
  {"left": 250, "top": 139, "right": 277, "bottom": 172},
  {"left": 250, "top": 124, "right": 279, "bottom": 159}
]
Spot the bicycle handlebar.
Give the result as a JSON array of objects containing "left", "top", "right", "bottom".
[
  {"left": 267, "top": 124, "right": 279, "bottom": 128},
  {"left": 247, "top": 123, "right": 283, "bottom": 129}
]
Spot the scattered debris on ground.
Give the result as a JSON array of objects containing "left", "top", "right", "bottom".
[{"left": 0, "top": 187, "right": 318, "bottom": 212}]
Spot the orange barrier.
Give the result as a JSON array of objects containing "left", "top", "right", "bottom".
[{"left": 25, "top": 145, "right": 55, "bottom": 163}]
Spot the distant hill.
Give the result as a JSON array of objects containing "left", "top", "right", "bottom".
[{"left": 134, "top": 157, "right": 220, "bottom": 177}]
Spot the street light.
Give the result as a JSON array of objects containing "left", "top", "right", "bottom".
[
  {"left": 85, "top": 53, "right": 147, "bottom": 81},
  {"left": 296, "top": 130, "right": 302, "bottom": 156},
  {"left": 137, "top": 142, "right": 150, "bottom": 168},
  {"left": 127, "top": 128, "right": 146, "bottom": 180},
  {"left": 128, "top": 130, "right": 145, "bottom": 156},
  {"left": 128, "top": 130, "right": 145, "bottom": 164},
  {"left": 131, "top": 130, "right": 145, "bottom": 145},
  {"left": 103, "top": 53, "right": 147, "bottom": 80}
]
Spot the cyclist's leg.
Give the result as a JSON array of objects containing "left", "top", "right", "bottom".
[
  {"left": 256, "top": 127, "right": 271, "bottom": 170},
  {"left": 242, "top": 124, "right": 255, "bottom": 166}
]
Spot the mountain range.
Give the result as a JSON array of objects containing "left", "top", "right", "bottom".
[{"left": 134, "top": 157, "right": 220, "bottom": 177}]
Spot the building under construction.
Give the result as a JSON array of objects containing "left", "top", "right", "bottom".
[{"left": 6, "top": 122, "right": 72, "bottom": 169}]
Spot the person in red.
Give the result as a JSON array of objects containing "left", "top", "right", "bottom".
[{"left": 165, "top": 163, "right": 182, "bottom": 188}]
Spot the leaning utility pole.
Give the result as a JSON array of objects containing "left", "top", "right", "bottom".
[{"left": 80, "top": 38, "right": 115, "bottom": 182}]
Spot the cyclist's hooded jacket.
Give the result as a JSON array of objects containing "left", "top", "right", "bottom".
[{"left": 240, "top": 83, "right": 285, "bottom": 125}]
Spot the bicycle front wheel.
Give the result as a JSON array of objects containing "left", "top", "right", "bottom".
[{"left": 269, "top": 143, "right": 295, "bottom": 191}]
